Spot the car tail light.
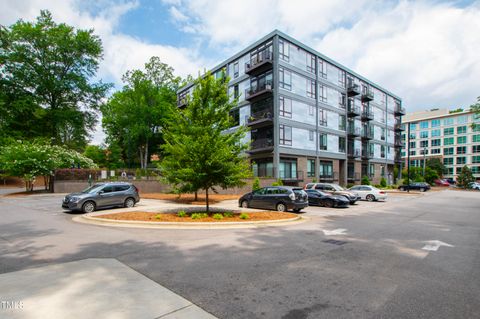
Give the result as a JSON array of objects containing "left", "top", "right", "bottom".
[
  {"left": 379, "top": 191, "right": 385, "bottom": 194},
  {"left": 133, "top": 185, "right": 139, "bottom": 193}
]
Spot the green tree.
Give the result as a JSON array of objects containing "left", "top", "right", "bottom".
[
  {"left": 426, "top": 158, "right": 445, "bottom": 177},
  {"left": 0, "top": 140, "right": 96, "bottom": 191},
  {"left": 0, "top": 11, "right": 111, "bottom": 149},
  {"left": 102, "top": 57, "right": 178, "bottom": 168},
  {"left": 470, "top": 96, "right": 480, "bottom": 130},
  {"left": 361, "top": 175, "right": 370, "bottom": 185},
  {"left": 159, "top": 71, "right": 250, "bottom": 212},
  {"left": 457, "top": 165, "right": 475, "bottom": 189},
  {"left": 380, "top": 177, "right": 387, "bottom": 188},
  {"left": 252, "top": 177, "right": 260, "bottom": 191}
]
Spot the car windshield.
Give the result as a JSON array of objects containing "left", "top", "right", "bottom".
[
  {"left": 81, "top": 184, "right": 104, "bottom": 194},
  {"left": 332, "top": 184, "right": 345, "bottom": 191}
]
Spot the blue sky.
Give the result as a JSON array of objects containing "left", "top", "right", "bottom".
[{"left": 1, "top": 0, "right": 480, "bottom": 144}]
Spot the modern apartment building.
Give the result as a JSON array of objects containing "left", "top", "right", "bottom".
[
  {"left": 178, "top": 30, "right": 404, "bottom": 186},
  {"left": 401, "top": 108, "right": 480, "bottom": 180}
]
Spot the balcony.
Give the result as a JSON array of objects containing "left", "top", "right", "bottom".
[
  {"left": 361, "top": 90, "right": 374, "bottom": 102},
  {"left": 347, "top": 125, "right": 361, "bottom": 138},
  {"left": 319, "top": 118, "right": 328, "bottom": 127},
  {"left": 347, "top": 172, "right": 361, "bottom": 182},
  {"left": 361, "top": 128, "right": 373, "bottom": 140},
  {"left": 245, "top": 51, "right": 273, "bottom": 76},
  {"left": 394, "top": 140, "right": 405, "bottom": 148},
  {"left": 347, "top": 103, "right": 360, "bottom": 117},
  {"left": 347, "top": 83, "right": 360, "bottom": 97},
  {"left": 246, "top": 108, "right": 273, "bottom": 128},
  {"left": 249, "top": 138, "right": 274, "bottom": 153},
  {"left": 319, "top": 172, "right": 339, "bottom": 182},
  {"left": 280, "top": 170, "right": 304, "bottom": 182},
  {"left": 347, "top": 149, "right": 361, "bottom": 159},
  {"left": 362, "top": 149, "right": 373, "bottom": 160},
  {"left": 394, "top": 105, "right": 406, "bottom": 116},
  {"left": 245, "top": 81, "right": 273, "bottom": 103},
  {"left": 361, "top": 109, "right": 374, "bottom": 121},
  {"left": 394, "top": 123, "right": 404, "bottom": 132}
]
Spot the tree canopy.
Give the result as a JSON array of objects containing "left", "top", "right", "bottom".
[
  {"left": 457, "top": 165, "right": 475, "bottom": 189},
  {"left": 0, "top": 10, "right": 111, "bottom": 150},
  {"left": 101, "top": 57, "right": 179, "bottom": 168},
  {"left": 159, "top": 71, "right": 251, "bottom": 212}
]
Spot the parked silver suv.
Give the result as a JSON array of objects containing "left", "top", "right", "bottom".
[{"left": 62, "top": 182, "right": 140, "bottom": 213}]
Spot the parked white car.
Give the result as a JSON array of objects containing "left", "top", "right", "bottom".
[
  {"left": 469, "top": 182, "right": 480, "bottom": 190},
  {"left": 348, "top": 185, "right": 387, "bottom": 201}
]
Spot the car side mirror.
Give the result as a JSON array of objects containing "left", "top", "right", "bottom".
[{"left": 98, "top": 190, "right": 104, "bottom": 195}]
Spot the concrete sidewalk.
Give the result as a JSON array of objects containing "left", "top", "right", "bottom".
[{"left": 0, "top": 259, "right": 217, "bottom": 319}]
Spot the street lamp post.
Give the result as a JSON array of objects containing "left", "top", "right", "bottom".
[
  {"left": 407, "top": 123, "right": 411, "bottom": 193},
  {"left": 423, "top": 147, "right": 427, "bottom": 178}
]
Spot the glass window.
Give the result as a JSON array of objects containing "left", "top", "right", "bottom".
[
  {"left": 444, "top": 147, "right": 454, "bottom": 155},
  {"left": 472, "top": 166, "right": 480, "bottom": 174},
  {"left": 457, "top": 126, "right": 467, "bottom": 134},
  {"left": 233, "top": 84, "right": 239, "bottom": 99},
  {"left": 443, "top": 118, "right": 454, "bottom": 126},
  {"left": 339, "top": 137, "right": 346, "bottom": 153},
  {"left": 472, "top": 156, "right": 480, "bottom": 164},
  {"left": 431, "top": 129, "right": 441, "bottom": 137},
  {"left": 409, "top": 141, "right": 416, "bottom": 149},
  {"left": 306, "top": 53, "right": 315, "bottom": 74},
  {"left": 318, "top": 85, "right": 326, "bottom": 102},
  {"left": 307, "top": 80, "right": 316, "bottom": 99},
  {"left": 444, "top": 127, "right": 454, "bottom": 135},
  {"left": 456, "top": 157, "right": 466, "bottom": 165},
  {"left": 279, "top": 67, "right": 292, "bottom": 90},
  {"left": 443, "top": 158, "right": 453, "bottom": 165},
  {"left": 409, "top": 132, "right": 416, "bottom": 139},
  {"left": 319, "top": 109, "right": 327, "bottom": 126},
  {"left": 457, "top": 115, "right": 468, "bottom": 124},
  {"left": 309, "top": 130, "right": 314, "bottom": 141},
  {"left": 431, "top": 148, "right": 441, "bottom": 154},
  {"left": 420, "top": 140, "right": 428, "bottom": 148},
  {"left": 457, "top": 136, "right": 467, "bottom": 144},
  {"left": 279, "top": 125, "right": 292, "bottom": 146},
  {"left": 431, "top": 139, "right": 441, "bottom": 146},
  {"left": 339, "top": 115, "right": 346, "bottom": 131},
  {"left": 279, "top": 96, "right": 292, "bottom": 118},
  {"left": 431, "top": 119, "right": 440, "bottom": 127},
  {"left": 420, "top": 131, "right": 429, "bottom": 138},
  {"left": 229, "top": 108, "right": 240, "bottom": 127},
  {"left": 279, "top": 39, "right": 289, "bottom": 62},
  {"left": 308, "top": 105, "right": 314, "bottom": 116},
  {"left": 473, "top": 145, "right": 480, "bottom": 153},
  {"left": 457, "top": 146, "right": 466, "bottom": 154},
  {"left": 318, "top": 59, "right": 327, "bottom": 78},
  {"left": 444, "top": 137, "right": 454, "bottom": 145},
  {"left": 472, "top": 134, "right": 480, "bottom": 143},
  {"left": 319, "top": 133, "right": 327, "bottom": 150},
  {"left": 420, "top": 121, "right": 429, "bottom": 129},
  {"left": 233, "top": 62, "right": 239, "bottom": 78},
  {"left": 409, "top": 123, "right": 417, "bottom": 130},
  {"left": 307, "top": 159, "right": 315, "bottom": 177},
  {"left": 319, "top": 161, "right": 333, "bottom": 177}
]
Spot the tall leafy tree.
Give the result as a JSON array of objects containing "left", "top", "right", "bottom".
[
  {"left": 101, "top": 57, "right": 178, "bottom": 168},
  {"left": 159, "top": 71, "right": 251, "bottom": 212},
  {"left": 457, "top": 165, "right": 475, "bottom": 189},
  {"left": 0, "top": 10, "right": 111, "bottom": 149},
  {"left": 426, "top": 158, "right": 446, "bottom": 177}
]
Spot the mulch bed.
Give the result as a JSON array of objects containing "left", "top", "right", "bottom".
[
  {"left": 95, "top": 211, "right": 297, "bottom": 222},
  {"left": 141, "top": 193, "right": 240, "bottom": 205},
  {"left": 4, "top": 189, "right": 51, "bottom": 197}
]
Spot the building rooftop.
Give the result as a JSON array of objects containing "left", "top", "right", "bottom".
[{"left": 403, "top": 108, "right": 474, "bottom": 123}]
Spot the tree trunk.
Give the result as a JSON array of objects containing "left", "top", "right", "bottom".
[
  {"left": 194, "top": 191, "right": 198, "bottom": 201},
  {"left": 139, "top": 147, "right": 144, "bottom": 169},
  {"left": 144, "top": 139, "right": 149, "bottom": 170},
  {"left": 44, "top": 175, "right": 49, "bottom": 190},
  {"left": 205, "top": 188, "right": 209, "bottom": 213}
]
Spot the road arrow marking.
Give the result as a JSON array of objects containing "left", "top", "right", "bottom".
[
  {"left": 422, "top": 240, "right": 454, "bottom": 251},
  {"left": 322, "top": 228, "right": 347, "bottom": 236}
]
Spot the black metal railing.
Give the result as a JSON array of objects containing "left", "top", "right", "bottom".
[
  {"left": 347, "top": 172, "right": 361, "bottom": 181},
  {"left": 361, "top": 109, "right": 374, "bottom": 121},
  {"left": 245, "top": 51, "right": 273, "bottom": 74},
  {"left": 319, "top": 172, "right": 339, "bottom": 181},
  {"left": 347, "top": 83, "right": 360, "bottom": 96},
  {"left": 347, "top": 149, "right": 361, "bottom": 158},
  {"left": 247, "top": 108, "right": 273, "bottom": 125},
  {"left": 361, "top": 90, "right": 374, "bottom": 102},
  {"left": 347, "top": 103, "right": 360, "bottom": 117},
  {"left": 250, "top": 138, "right": 274, "bottom": 150},
  {"left": 280, "top": 170, "right": 304, "bottom": 181},
  {"left": 394, "top": 105, "right": 406, "bottom": 116},
  {"left": 245, "top": 80, "right": 273, "bottom": 100},
  {"left": 347, "top": 125, "right": 361, "bottom": 137}
]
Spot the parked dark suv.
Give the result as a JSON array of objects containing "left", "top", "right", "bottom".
[
  {"left": 304, "top": 183, "right": 360, "bottom": 204},
  {"left": 238, "top": 186, "right": 308, "bottom": 212},
  {"left": 62, "top": 182, "right": 140, "bottom": 213}
]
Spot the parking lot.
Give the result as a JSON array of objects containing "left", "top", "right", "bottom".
[{"left": 1, "top": 189, "right": 479, "bottom": 318}]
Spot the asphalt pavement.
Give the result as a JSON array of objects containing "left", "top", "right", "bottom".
[{"left": 0, "top": 189, "right": 479, "bottom": 318}]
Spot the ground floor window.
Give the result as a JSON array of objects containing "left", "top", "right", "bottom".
[
  {"left": 252, "top": 160, "right": 274, "bottom": 177},
  {"left": 319, "top": 161, "right": 333, "bottom": 177},
  {"left": 279, "top": 159, "right": 297, "bottom": 179},
  {"left": 307, "top": 159, "right": 315, "bottom": 177}
]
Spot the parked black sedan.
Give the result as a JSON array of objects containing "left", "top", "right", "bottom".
[
  {"left": 398, "top": 182, "right": 431, "bottom": 192},
  {"left": 305, "top": 189, "right": 349, "bottom": 208},
  {"left": 238, "top": 186, "right": 308, "bottom": 212}
]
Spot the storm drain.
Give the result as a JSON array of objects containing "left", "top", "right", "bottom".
[{"left": 322, "top": 239, "right": 348, "bottom": 246}]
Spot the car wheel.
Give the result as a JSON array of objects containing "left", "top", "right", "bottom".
[
  {"left": 399, "top": 187, "right": 405, "bottom": 191},
  {"left": 82, "top": 201, "right": 96, "bottom": 213},
  {"left": 241, "top": 200, "right": 249, "bottom": 208},
  {"left": 420, "top": 188, "right": 425, "bottom": 192},
  {"left": 366, "top": 194, "right": 375, "bottom": 202},
  {"left": 124, "top": 197, "right": 135, "bottom": 208},
  {"left": 276, "top": 203, "right": 287, "bottom": 212},
  {"left": 324, "top": 200, "right": 334, "bottom": 208}
]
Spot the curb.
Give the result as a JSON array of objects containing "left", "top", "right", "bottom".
[{"left": 74, "top": 213, "right": 306, "bottom": 229}]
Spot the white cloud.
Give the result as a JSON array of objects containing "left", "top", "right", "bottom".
[{"left": 168, "top": 0, "right": 480, "bottom": 111}]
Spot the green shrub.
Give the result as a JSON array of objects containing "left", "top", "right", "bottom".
[
  {"left": 361, "top": 175, "right": 370, "bottom": 185},
  {"left": 374, "top": 184, "right": 382, "bottom": 188},
  {"left": 213, "top": 213, "right": 224, "bottom": 220},
  {"left": 380, "top": 177, "right": 387, "bottom": 188},
  {"left": 311, "top": 178, "right": 317, "bottom": 183},
  {"left": 155, "top": 214, "right": 162, "bottom": 219},
  {"left": 224, "top": 211, "right": 234, "bottom": 218},
  {"left": 239, "top": 213, "right": 249, "bottom": 219},
  {"left": 191, "top": 213, "right": 208, "bottom": 219},
  {"left": 271, "top": 178, "right": 283, "bottom": 186},
  {"left": 177, "top": 210, "right": 187, "bottom": 217},
  {"left": 252, "top": 177, "right": 260, "bottom": 191},
  {"left": 135, "top": 168, "right": 142, "bottom": 178}
]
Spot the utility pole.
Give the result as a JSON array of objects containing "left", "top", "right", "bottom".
[
  {"left": 407, "top": 122, "right": 411, "bottom": 193},
  {"left": 422, "top": 147, "right": 426, "bottom": 178}
]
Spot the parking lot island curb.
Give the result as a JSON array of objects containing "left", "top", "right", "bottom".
[{"left": 74, "top": 213, "right": 306, "bottom": 229}]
